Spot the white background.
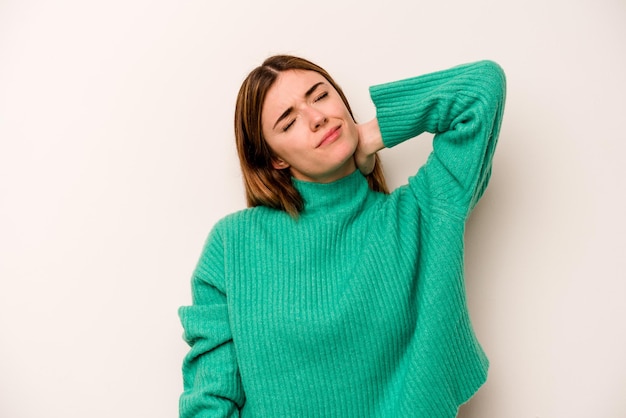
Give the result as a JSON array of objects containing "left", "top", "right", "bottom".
[{"left": 1, "top": 0, "right": 625, "bottom": 417}]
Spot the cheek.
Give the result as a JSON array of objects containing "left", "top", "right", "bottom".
[
  {"left": 344, "top": 118, "right": 359, "bottom": 145},
  {"left": 338, "top": 105, "right": 357, "bottom": 136},
  {"left": 267, "top": 130, "right": 309, "bottom": 164}
]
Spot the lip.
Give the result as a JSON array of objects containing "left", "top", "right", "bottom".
[{"left": 316, "top": 125, "right": 342, "bottom": 148}]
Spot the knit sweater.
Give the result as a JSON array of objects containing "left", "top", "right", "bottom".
[{"left": 179, "top": 60, "right": 506, "bottom": 418}]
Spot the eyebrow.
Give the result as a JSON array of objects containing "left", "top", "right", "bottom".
[{"left": 273, "top": 81, "right": 326, "bottom": 129}]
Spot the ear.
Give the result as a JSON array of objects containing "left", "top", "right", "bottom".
[{"left": 271, "top": 157, "right": 290, "bottom": 170}]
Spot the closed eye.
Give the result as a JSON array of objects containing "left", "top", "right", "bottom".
[
  {"left": 314, "top": 91, "right": 328, "bottom": 102},
  {"left": 282, "top": 119, "right": 295, "bottom": 132}
]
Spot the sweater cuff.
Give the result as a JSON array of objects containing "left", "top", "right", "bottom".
[{"left": 369, "top": 77, "right": 431, "bottom": 149}]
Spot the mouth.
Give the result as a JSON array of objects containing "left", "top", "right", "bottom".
[{"left": 316, "top": 124, "right": 342, "bottom": 148}]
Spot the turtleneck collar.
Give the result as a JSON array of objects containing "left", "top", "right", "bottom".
[{"left": 292, "top": 170, "right": 371, "bottom": 217}]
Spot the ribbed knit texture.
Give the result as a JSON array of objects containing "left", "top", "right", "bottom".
[{"left": 179, "top": 60, "right": 506, "bottom": 418}]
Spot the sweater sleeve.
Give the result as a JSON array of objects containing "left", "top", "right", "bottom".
[
  {"left": 370, "top": 60, "right": 506, "bottom": 217},
  {"left": 178, "top": 226, "right": 245, "bottom": 417}
]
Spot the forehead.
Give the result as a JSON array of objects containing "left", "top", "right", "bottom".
[
  {"left": 271, "top": 69, "right": 327, "bottom": 96},
  {"left": 262, "top": 70, "right": 328, "bottom": 113}
]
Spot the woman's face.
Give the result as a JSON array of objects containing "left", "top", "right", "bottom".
[{"left": 261, "top": 70, "right": 358, "bottom": 183}]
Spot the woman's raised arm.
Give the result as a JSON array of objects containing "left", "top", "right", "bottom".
[{"left": 370, "top": 60, "right": 506, "bottom": 217}]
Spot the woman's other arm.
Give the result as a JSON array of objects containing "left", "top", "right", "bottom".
[{"left": 179, "top": 227, "right": 244, "bottom": 417}]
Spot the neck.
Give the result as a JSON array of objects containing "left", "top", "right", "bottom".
[{"left": 292, "top": 170, "right": 370, "bottom": 218}]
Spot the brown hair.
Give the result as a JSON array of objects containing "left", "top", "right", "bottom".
[{"left": 234, "top": 54, "right": 388, "bottom": 217}]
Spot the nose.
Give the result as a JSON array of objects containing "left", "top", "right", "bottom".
[{"left": 307, "top": 107, "right": 328, "bottom": 131}]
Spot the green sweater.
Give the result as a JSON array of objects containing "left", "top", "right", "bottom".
[{"left": 179, "top": 60, "right": 506, "bottom": 417}]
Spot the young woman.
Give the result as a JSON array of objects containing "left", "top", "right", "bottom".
[{"left": 179, "top": 55, "right": 506, "bottom": 417}]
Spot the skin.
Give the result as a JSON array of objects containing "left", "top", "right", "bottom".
[{"left": 261, "top": 69, "right": 384, "bottom": 183}]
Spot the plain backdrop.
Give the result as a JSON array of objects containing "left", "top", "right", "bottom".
[{"left": 1, "top": 0, "right": 625, "bottom": 417}]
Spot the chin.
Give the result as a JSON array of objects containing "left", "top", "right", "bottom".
[{"left": 333, "top": 155, "right": 358, "bottom": 178}]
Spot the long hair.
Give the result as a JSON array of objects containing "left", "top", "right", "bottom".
[{"left": 234, "top": 55, "right": 388, "bottom": 217}]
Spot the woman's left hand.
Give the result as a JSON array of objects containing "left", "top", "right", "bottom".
[{"left": 355, "top": 118, "right": 384, "bottom": 175}]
